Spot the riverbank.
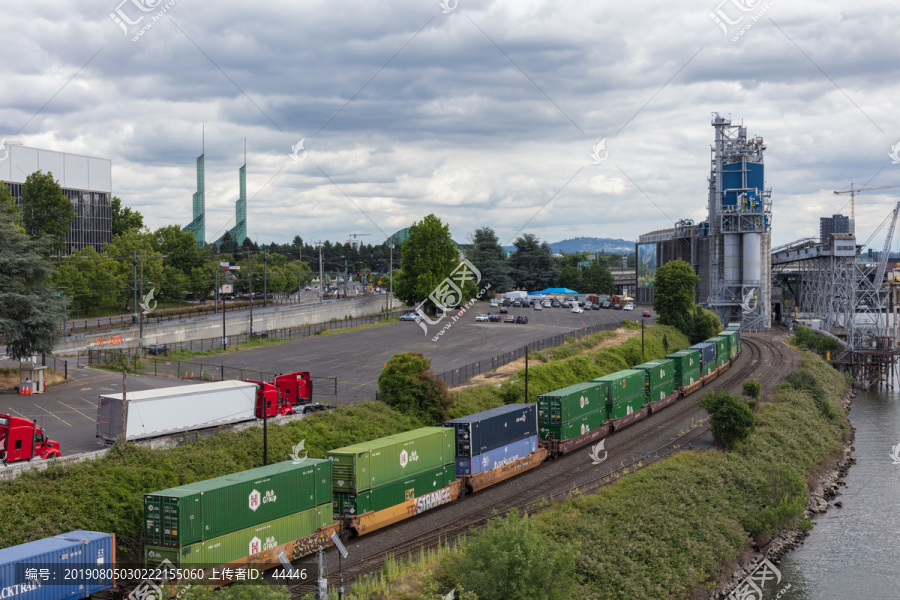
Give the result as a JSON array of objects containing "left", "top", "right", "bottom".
[{"left": 710, "top": 388, "right": 855, "bottom": 600}]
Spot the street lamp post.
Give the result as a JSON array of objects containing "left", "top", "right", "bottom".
[{"left": 641, "top": 317, "right": 645, "bottom": 359}]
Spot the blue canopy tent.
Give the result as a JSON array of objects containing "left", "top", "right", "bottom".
[{"left": 527, "top": 288, "right": 579, "bottom": 295}]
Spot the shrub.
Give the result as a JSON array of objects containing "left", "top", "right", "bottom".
[
  {"left": 780, "top": 368, "right": 837, "bottom": 421},
  {"left": 745, "top": 463, "right": 808, "bottom": 537},
  {"left": 438, "top": 511, "right": 576, "bottom": 600},
  {"left": 791, "top": 325, "right": 842, "bottom": 353},
  {"left": 378, "top": 352, "right": 453, "bottom": 424},
  {"left": 700, "top": 390, "right": 756, "bottom": 449},
  {"left": 743, "top": 380, "right": 761, "bottom": 401}
]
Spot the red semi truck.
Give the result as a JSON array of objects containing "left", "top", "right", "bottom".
[{"left": 0, "top": 414, "right": 61, "bottom": 465}]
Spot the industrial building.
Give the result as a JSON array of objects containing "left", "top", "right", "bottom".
[
  {"left": 637, "top": 114, "right": 772, "bottom": 331},
  {"left": 0, "top": 143, "right": 112, "bottom": 254}
]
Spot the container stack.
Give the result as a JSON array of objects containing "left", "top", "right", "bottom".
[
  {"left": 536, "top": 382, "right": 606, "bottom": 441},
  {"left": 444, "top": 404, "right": 538, "bottom": 475},
  {"left": 144, "top": 459, "right": 332, "bottom": 567},
  {"left": 593, "top": 370, "right": 645, "bottom": 420},
  {"left": 633, "top": 359, "right": 675, "bottom": 404},
  {"left": 667, "top": 349, "right": 701, "bottom": 388},
  {"left": 327, "top": 427, "right": 455, "bottom": 517},
  {"left": 722, "top": 328, "right": 740, "bottom": 357},
  {"left": 690, "top": 342, "right": 717, "bottom": 376},
  {"left": 705, "top": 336, "right": 729, "bottom": 367}
]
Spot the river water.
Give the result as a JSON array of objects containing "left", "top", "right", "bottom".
[{"left": 775, "top": 387, "right": 900, "bottom": 599}]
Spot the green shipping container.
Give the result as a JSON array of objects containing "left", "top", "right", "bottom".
[
  {"left": 647, "top": 381, "right": 676, "bottom": 403},
  {"left": 667, "top": 349, "right": 700, "bottom": 373},
  {"left": 632, "top": 360, "right": 674, "bottom": 388},
  {"left": 334, "top": 464, "right": 456, "bottom": 516},
  {"left": 537, "top": 382, "right": 605, "bottom": 425},
  {"left": 702, "top": 361, "right": 716, "bottom": 376},
  {"left": 593, "top": 370, "right": 645, "bottom": 403},
  {"left": 720, "top": 331, "right": 739, "bottom": 358},
  {"left": 326, "top": 427, "right": 454, "bottom": 494},
  {"left": 705, "top": 337, "right": 728, "bottom": 363},
  {"left": 538, "top": 408, "right": 607, "bottom": 441},
  {"left": 606, "top": 394, "right": 645, "bottom": 420},
  {"left": 145, "top": 503, "right": 331, "bottom": 568},
  {"left": 144, "top": 459, "right": 331, "bottom": 548},
  {"left": 674, "top": 367, "right": 701, "bottom": 389}
]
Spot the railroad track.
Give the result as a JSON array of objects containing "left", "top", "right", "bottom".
[{"left": 290, "top": 334, "right": 793, "bottom": 598}]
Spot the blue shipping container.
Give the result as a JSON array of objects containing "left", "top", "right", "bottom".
[
  {"left": 689, "top": 342, "right": 717, "bottom": 366},
  {"left": 455, "top": 436, "right": 538, "bottom": 476},
  {"left": 0, "top": 530, "right": 115, "bottom": 600},
  {"left": 443, "top": 404, "right": 537, "bottom": 458}
]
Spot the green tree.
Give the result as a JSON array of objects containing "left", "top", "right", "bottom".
[
  {"left": 652, "top": 259, "right": 699, "bottom": 334},
  {"left": 439, "top": 511, "right": 576, "bottom": 600},
  {"left": 104, "top": 229, "right": 164, "bottom": 310},
  {"left": 510, "top": 233, "right": 556, "bottom": 291},
  {"left": 0, "top": 184, "right": 22, "bottom": 229},
  {"left": 219, "top": 231, "right": 238, "bottom": 257},
  {"left": 0, "top": 210, "right": 65, "bottom": 359},
  {"left": 689, "top": 305, "right": 723, "bottom": 344},
  {"left": 110, "top": 196, "right": 144, "bottom": 238},
  {"left": 699, "top": 390, "right": 755, "bottom": 449},
  {"left": 468, "top": 227, "right": 513, "bottom": 293},
  {"left": 152, "top": 225, "right": 206, "bottom": 276},
  {"left": 743, "top": 379, "right": 761, "bottom": 401},
  {"left": 51, "top": 247, "right": 124, "bottom": 314},
  {"left": 378, "top": 352, "right": 453, "bottom": 424},
  {"left": 581, "top": 260, "right": 615, "bottom": 294},
  {"left": 557, "top": 263, "right": 582, "bottom": 291},
  {"left": 20, "top": 171, "right": 75, "bottom": 252},
  {"left": 395, "top": 214, "right": 463, "bottom": 311}
]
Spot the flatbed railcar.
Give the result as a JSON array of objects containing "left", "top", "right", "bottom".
[{"left": 120, "top": 332, "right": 741, "bottom": 595}]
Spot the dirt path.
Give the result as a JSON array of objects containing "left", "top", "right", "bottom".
[{"left": 450, "top": 328, "right": 642, "bottom": 389}]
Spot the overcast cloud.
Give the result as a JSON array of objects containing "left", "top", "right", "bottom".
[{"left": 4, "top": 0, "right": 900, "bottom": 249}]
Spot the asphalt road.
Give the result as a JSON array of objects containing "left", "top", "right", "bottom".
[{"left": 1, "top": 302, "right": 652, "bottom": 457}]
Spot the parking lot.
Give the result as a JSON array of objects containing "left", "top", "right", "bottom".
[{"left": 1, "top": 301, "right": 653, "bottom": 456}]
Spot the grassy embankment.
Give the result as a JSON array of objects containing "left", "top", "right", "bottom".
[
  {"left": 0, "top": 366, "right": 66, "bottom": 392},
  {"left": 0, "top": 321, "right": 687, "bottom": 567},
  {"left": 353, "top": 346, "right": 848, "bottom": 600}
]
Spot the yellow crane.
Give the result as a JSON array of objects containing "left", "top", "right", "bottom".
[{"left": 834, "top": 184, "right": 900, "bottom": 219}]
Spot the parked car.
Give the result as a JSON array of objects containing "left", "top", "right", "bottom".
[
  {"left": 488, "top": 314, "right": 502, "bottom": 322},
  {"left": 571, "top": 306, "right": 584, "bottom": 314},
  {"left": 516, "top": 315, "right": 529, "bottom": 324},
  {"left": 503, "top": 315, "right": 516, "bottom": 323},
  {"left": 543, "top": 301, "right": 552, "bottom": 308},
  {"left": 490, "top": 301, "right": 499, "bottom": 307},
  {"left": 475, "top": 314, "right": 490, "bottom": 322},
  {"left": 613, "top": 304, "right": 622, "bottom": 310},
  {"left": 642, "top": 310, "right": 652, "bottom": 317},
  {"left": 145, "top": 344, "right": 168, "bottom": 356},
  {"left": 512, "top": 301, "right": 521, "bottom": 307},
  {"left": 400, "top": 312, "right": 421, "bottom": 321},
  {"left": 500, "top": 306, "right": 509, "bottom": 314},
  {"left": 591, "top": 303, "right": 600, "bottom": 310},
  {"left": 602, "top": 301, "right": 611, "bottom": 309},
  {"left": 302, "top": 403, "right": 335, "bottom": 414},
  {"left": 551, "top": 301, "right": 561, "bottom": 308},
  {"left": 623, "top": 304, "right": 634, "bottom": 311},
  {"left": 534, "top": 303, "right": 543, "bottom": 310}
]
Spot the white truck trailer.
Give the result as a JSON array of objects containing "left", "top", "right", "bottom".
[{"left": 96, "top": 380, "right": 259, "bottom": 444}]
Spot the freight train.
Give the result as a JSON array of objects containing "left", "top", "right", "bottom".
[{"left": 1, "top": 329, "right": 740, "bottom": 598}]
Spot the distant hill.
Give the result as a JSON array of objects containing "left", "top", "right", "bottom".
[{"left": 504, "top": 237, "right": 635, "bottom": 254}]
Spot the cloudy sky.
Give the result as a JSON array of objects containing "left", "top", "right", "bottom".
[{"left": 4, "top": 0, "right": 900, "bottom": 250}]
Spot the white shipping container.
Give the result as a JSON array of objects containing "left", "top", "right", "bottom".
[{"left": 96, "top": 380, "right": 258, "bottom": 444}]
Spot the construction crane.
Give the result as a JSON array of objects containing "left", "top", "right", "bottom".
[
  {"left": 833, "top": 184, "right": 900, "bottom": 219},
  {"left": 348, "top": 233, "right": 370, "bottom": 240}
]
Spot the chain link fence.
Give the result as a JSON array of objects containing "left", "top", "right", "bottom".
[{"left": 431, "top": 320, "right": 625, "bottom": 388}]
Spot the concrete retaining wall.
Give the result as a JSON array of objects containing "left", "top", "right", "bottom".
[{"left": 54, "top": 296, "right": 402, "bottom": 355}]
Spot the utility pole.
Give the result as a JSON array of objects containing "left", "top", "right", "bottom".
[
  {"left": 120, "top": 371, "right": 128, "bottom": 444},
  {"left": 319, "top": 242, "right": 324, "bottom": 303},
  {"left": 344, "top": 258, "right": 348, "bottom": 299},
  {"left": 248, "top": 249, "right": 253, "bottom": 335},
  {"left": 138, "top": 255, "right": 144, "bottom": 353},
  {"left": 222, "top": 273, "right": 227, "bottom": 350},
  {"left": 132, "top": 251, "right": 138, "bottom": 325},
  {"left": 215, "top": 268, "right": 218, "bottom": 314},
  {"left": 263, "top": 249, "right": 268, "bottom": 308},
  {"left": 524, "top": 346, "right": 529, "bottom": 403},
  {"left": 389, "top": 240, "right": 394, "bottom": 311}
]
